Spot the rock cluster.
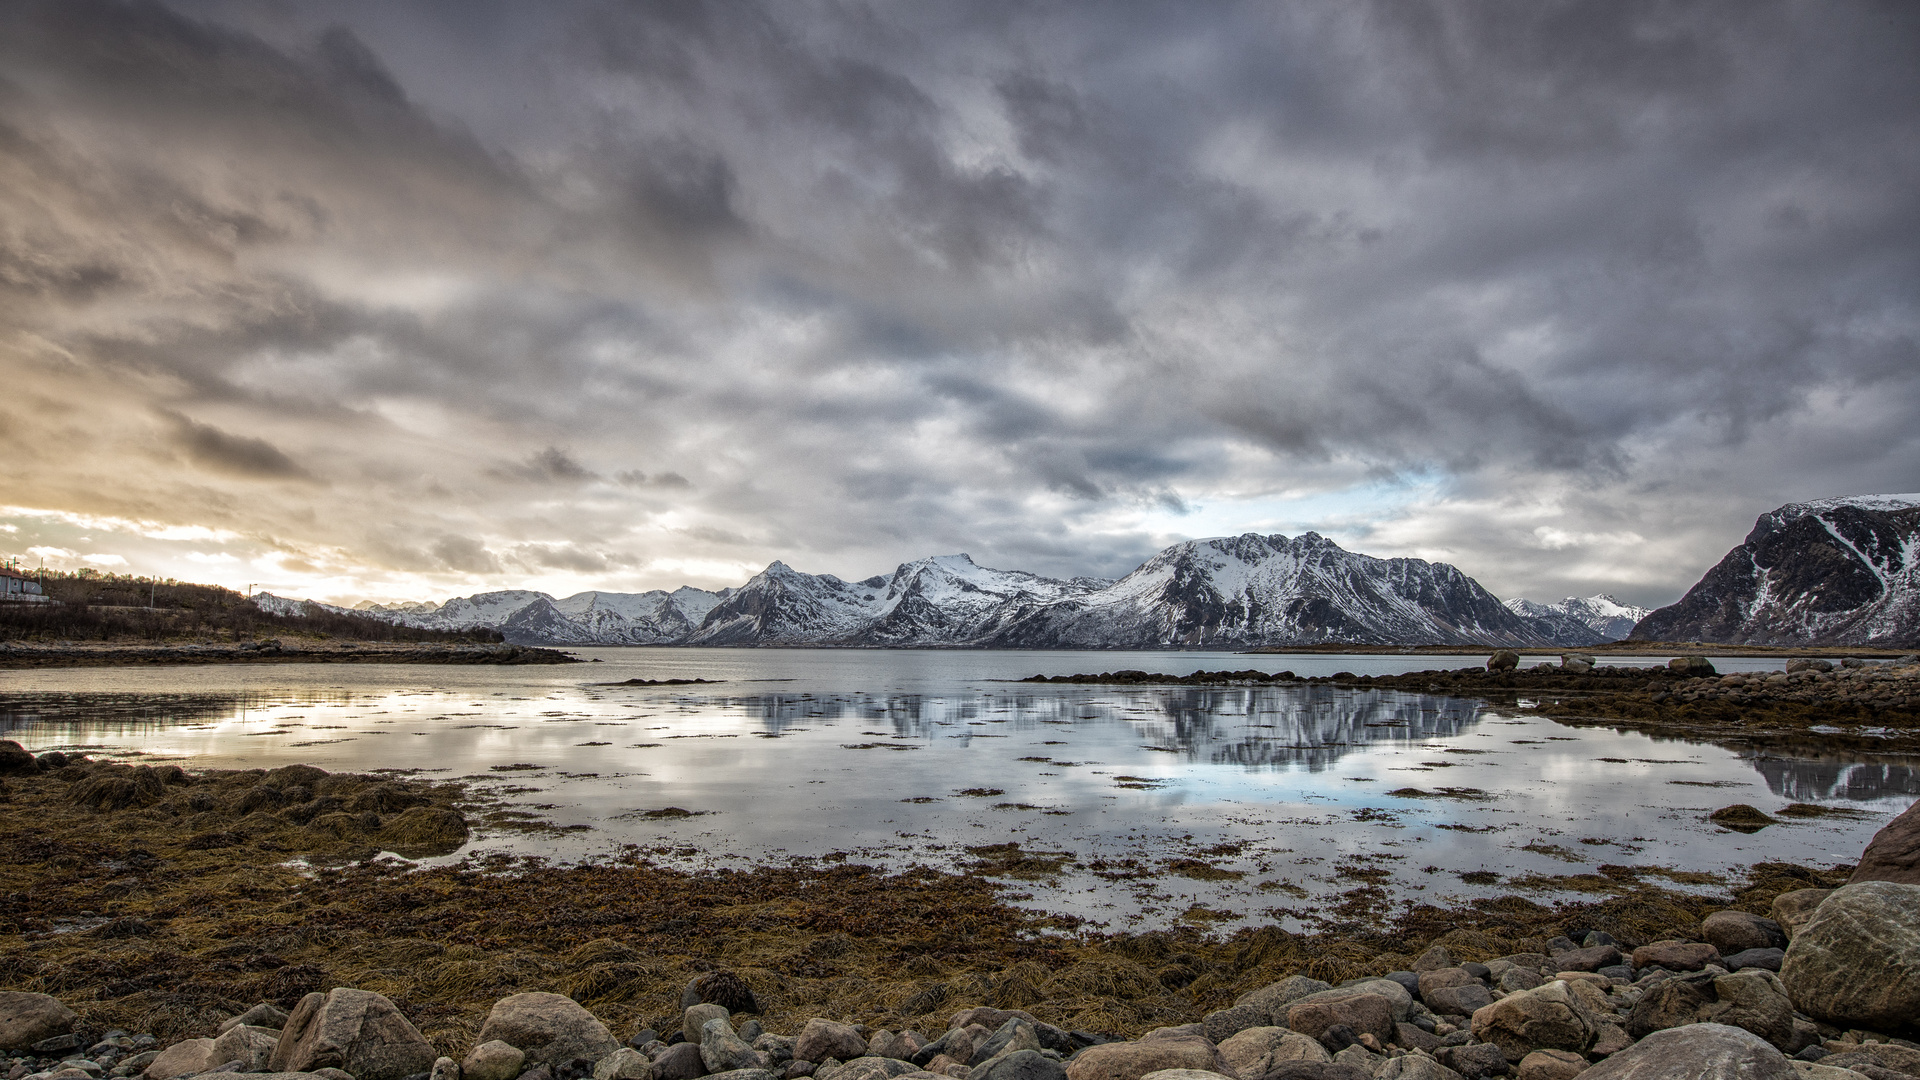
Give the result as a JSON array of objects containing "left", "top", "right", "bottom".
[{"left": 1690, "top": 659, "right": 1920, "bottom": 709}]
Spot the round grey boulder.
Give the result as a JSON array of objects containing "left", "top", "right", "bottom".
[
  {"left": 1578, "top": 1023, "right": 1792, "bottom": 1080},
  {"left": 475, "top": 992, "right": 619, "bottom": 1070}
]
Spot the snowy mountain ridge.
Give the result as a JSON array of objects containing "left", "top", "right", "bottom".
[
  {"left": 1504, "top": 594, "right": 1650, "bottom": 644},
  {"left": 286, "top": 534, "right": 1612, "bottom": 648}
]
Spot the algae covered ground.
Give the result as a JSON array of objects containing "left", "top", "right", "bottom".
[{"left": 0, "top": 761, "right": 1854, "bottom": 1058}]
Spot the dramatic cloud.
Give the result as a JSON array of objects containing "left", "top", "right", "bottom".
[{"left": 0, "top": 0, "right": 1915, "bottom": 606}]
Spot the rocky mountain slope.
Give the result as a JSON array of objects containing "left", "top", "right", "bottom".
[
  {"left": 1504, "top": 594, "right": 1651, "bottom": 645},
  {"left": 310, "top": 534, "right": 1604, "bottom": 648},
  {"left": 1630, "top": 494, "right": 1920, "bottom": 647}
]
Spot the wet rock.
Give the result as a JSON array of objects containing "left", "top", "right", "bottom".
[
  {"left": 141, "top": 1040, "right": 217, "bottom": 1080},
  {"left": 1515, "top": 1051, "right": 1584, "bottom": 1080},
  {"left": 476, "top": 993, "right": 619, "bottom": 1071},
  {"left": 1434, "top": 1043, "right": 1507, "bottom": 1080},
  {"left": 1062, "top": 1037, "right": 1225, "bottom": 1080},
  {"left": 1243, "top": 1065, "right": 1368, "bottom": 1080},
  {"left": 0, "top": 994, "right": 77, "bottom": 1051},
  {"left": 1217, "top": 1028, "right": 1329, "bottom": 1076},
  {"left": 1202, "top": 1007, "right": 1266, "bottom": 1046},
  {"left": 682, "top": 974, "right": 761, "bottom": 1016},
  {"left": 1848, "top": 799, "right": 1920, "bottom": 885},
  {"left": 653, "top": 1043, "right": 708, "bottom": 1080},
  {"left": 703, "top": 1019, "right": 765, "bottom": 1074},
  {"left": 1287, "top": 995, "right": 1394, "bottom": 1048},
  {"left": 1235, "top": 979, "right": 1332, "bottom": 1027},
  {"left": 209, "top": 1026, "right": 279, "bottom": 1073},
  {"left": 1469, "top": 980, "right": 1610, "bottom": 1061},
  {"left": 1628, "top": 941, "right": 1719, "bottom": 972},
  {"left": 1722, "top": 948, "right": 1785, "bottom": 972},
  {"left": 460, "top": 1041, "right": 525, "bottom": 1080},
  {"left": 1552, "top": 947, "right": 1620, "bottom": 974},
  {"left": 218, "top": 1004, "right": 291, "bottom": 1035},
  {"left": 269, "top": 988, "right": 437, "bottom": 1080},
  {"left": 1780, "top": 880, "right": 1920, "bottom": 1029},
  {"left": 976, "top": 1052, "right": 1066, "bottom": 1080},
  {"left": 1770, "top": 891, "right": 1832, "bottom": 941},
  {"left": 1377, "top": 1059, "right": 1464, "bottom": 1080},
  {"left": 794, "top": 1024, "right": 867, "bottom": 1068},
  {"left": 1578, "top": 1023, "right": 1792, "bottom": 1080},
  {"left": 1703, "top": 911, "right": 1788, "bottom": 955}
]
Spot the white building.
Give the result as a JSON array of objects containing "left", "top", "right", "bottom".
[{"left": 0, "top": 567, "right": 51, "bottom": 603}]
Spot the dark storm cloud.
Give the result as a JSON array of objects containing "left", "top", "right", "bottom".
[{"left": 0, "top": 0, "right": 1915, "bottom": 604}]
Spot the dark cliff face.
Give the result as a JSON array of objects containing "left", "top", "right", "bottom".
[{"left": 1632, "top": 500, "right": 1920, "bottom": 646}]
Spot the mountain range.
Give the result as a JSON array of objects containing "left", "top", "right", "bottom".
[{"left": 256, "top": 494, "right": 1919, "bottom": 649}]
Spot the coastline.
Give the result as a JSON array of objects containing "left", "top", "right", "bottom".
[{"left": 0, "top": 641, "right": 580, "bottom": 669}]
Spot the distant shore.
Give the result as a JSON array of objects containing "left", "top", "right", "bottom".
[
  {"left": 0, "top": 639, "right": 579, "bottom": 668},
  {"left": 1244, "top": 640, "right": 1917, "bottom": 659}
]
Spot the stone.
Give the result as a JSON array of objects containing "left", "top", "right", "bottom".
[
  {"left": 1328, "top": 1047, "right": 1378, "bottom": 1076},
  {"left": 1848, "top": 799, "right": 1920, "bottom": 885},
  {"left": 1392, "top": 1023, "right": 1441, "bottom": 1054},
  {"left": 1217, "top": 1028, "right": 1329, "bottom": 1076},
  {"left": 1561, "top": 657, "right": 1595, "bottom": 674},
  {"left": 949, "top": 1011, "right": 1037, "bottom": 1035},
  {"left": 1577, "top": 1023, "right": 1793, "bottom": 1080},
  {"left": 1469, "top": 980, "right": 1609, "bottom": 1061},
  {"left": 218, "top": 1004, "right": 291, "bottom": 1035},
  {"left": 1062, "top": 1037, "right": 1227, "bottom": 1080},
  {"left": 911, "top": 1031, "right": 974, "bottom": 1070},
  {"left": 977, "top": 1053, "right": 1065, "bottom": 1080},
  {"left": 1488, "top": 652, "right": 1519, "bottom": 672},
  {"left": 701, "top": 1071, "right": 778, "bottom": 1080},
  {"left": 475, "top": 993, "right": 620, "bottom": 1070},
  {"left": 865, "top": 1034, "right": 915, "bottom": 1062},
  {"left": 1136, "top": 1071, "right": 1224, "bottom": 1080},
  {"left": 1723, "top": 948, "right": 1785, "bottom": 972},
  {"left": 1703, "top": 911, "right": 1788, "bottom": 955},
  {"left": 703, "top": 1019, "right": 765, "bottom": 1074},
  {"left": 971, "top": 1022, "right": 1042, "bottom": 1070},
  {"left": 1516, "top": 1051, "right": 1585, "bottom": 1080},
  {"left": 1587, "top": 1027, "right": 1630, "bottom": 1058},
  {"left": 1780, "top": 880, "right": 1920, "bottom": 1029},
  {"left": 822, "top": 1059, "right": 919, "bottom": 1080},
  {"left": 1553, "top": 947, "right": 1620, "bottom": 974},
  {"left": 1628, "top": 941, "right": 1719, "bottom": 972},
  {"left": 1770, "top": 891, "right": 1832, "bottom": 942},
  {"left": 141, "top": 1039, "right": 218, "bottom": 1080},
  {"left": 1377, "top": 1059, "right": 1464, "bottom": 1080},
  {"left": 794, "top": 1023, "right": 867, "bottom": 1068},
  {"left": 1625, "top": 971, "right": 1715, "bottom": 1040},
  {"left": 1423, "top": 986, "right": 1492, "bottom": 1017},
  {"left": 1246, "top": 1065, "right": 1369, "bottom": 1080},
  {"left": 1791, "top": 1064, "right": 1865, "bottom": 1080},
  {"left": 1669, "top": 656, "right": 1717, "bottom": 676},
  {"left": 0, "top": 993, "right": 78, "bottom": 1051},
  {"left": 652, "top": 1043, "right": 708, "bottom": 1080},
  {"left": 1235, "top": 979, "right": 1333, "bottom": 1027},
  {"left": 461, "top": 1040, "right": 526, "bottom": 1080},
  {"left": 685, "top": 1008, "right": 731, "bottom": 1042},
  {"left": 268, "top": 989, "right": 437, "bottom": 1080},
  {"left": 1433, "top": 1044, "right": 1507, "bottom": 1080},
  {"left": 682, "top": 974, "right": 761, "bottom": 1016},
  {"left": 1412, "top": 947, "right": 1456, "bottom": 973},
  {"left": 1202, "top": 1007, "right": 1266, "bottom": 1046},
  {"left": 430, "top": 1057, "right": 461, "bottom": 1080},
  {"left": 1286, "top": 996, "right": 1394, "bottom": 1047},
  {"left": 1294, "top": 983, "right": 1413, "bottom": 1025},
  {"left": 209, "top": 1026, "right": 279, "bottom": 1073},
  {"left": 754, "top": 1035, "right": 796, "bottom": 1066},
  {"left": 1822, "top": 1045, "right": 1920, "bottom": 1076}
]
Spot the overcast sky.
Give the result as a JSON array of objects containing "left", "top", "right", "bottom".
[{"left": 2, "top": 0, "right": 1916, "bottom": 608}]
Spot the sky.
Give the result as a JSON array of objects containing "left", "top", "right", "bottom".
[{"left": 1, "top": 1, "right": 1916, "bottom": 609}]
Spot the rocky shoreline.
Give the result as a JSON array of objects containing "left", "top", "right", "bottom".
[
  {"left": 5, "top": 749, "right": 1920, "bottom": 1080},
  {"left": 0, "top": 642, "right": 579, "bottom": 669}
]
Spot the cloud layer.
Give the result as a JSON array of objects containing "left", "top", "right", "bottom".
[{"left": 1, "top": 0, "right": 1916, "bottom": 606}]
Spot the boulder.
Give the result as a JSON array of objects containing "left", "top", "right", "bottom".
[
  {"left": 978, "top": 1051, "right": 1067, "bottom": 1080},
  {"left": 1202, "top": 1006, "right": 1266, "bottom": 1045},
  {"left": 1702, "top": 911, "right": 1787, "bottom": 954},
  {"left": 1411, "top": 947, "right": 1455, "bottom": 972},
  {"left": 1423, "top": 984, "right": 1493, "bottom": 1017},
  {"left": 1378, "top": 1059, "right": 1463, "bottom": 1080},
  {"left": 1136, "top": 1071, "right": 1224, "bottom": 1080},
  {"left": 1577, "top": 1023, "right": 1792, "bottom": 1080},
  {"left": 794, "top": 1021, "right": 868, "bottom": 1066},
  {"left": 430, "top": 1057, "right": 459, "bottom": 1080},
  {"left": 1628, "top": 969, "right": 1794, "bottom": 1049},
  {"left": 971, "top": 1020, "right": 1042, "bottom": 1068},
  {"left": 866, "top": 1033, "right": 920, "bottom": 1062},
  {"left": 0, "top": 992, "right": 77, "bottom": 1051},
  {"left": 703, "top": 1018, "right": 766, "bottom": 1074},
  {"left": 653, "top": 1043, "right": 708, "bottom": 1080},
  {"left": 1769, "top": 890, "right": 1831, "bottom": 941},
  {"left": 1722, "top": 948, "right": 1785, "bottom": 972},
  {"left": 1285, "top": 995, "right": 1393, "bottom": 1047},
  {"left": 1848, "top": 799, "right": 1920, "bottom": 885},
  {"left": 1779, "top": 880, "right": 1920, "bottom": 1029},
  {"left": 1234, "top": 978, "right": 1332, "bottom": 1027},
  {"left": 1516, "top": 1050, "right": 1585, "bottom": 1080},
  {"left": 1243, "top": 1065, "right": 1368, "bottom": 1080},
  {"left": 1552, "top": 946, "right": 1620, "bottom": 973},
  {"left": 211, "top": 1025, "right": 281, "bottom": 1072},
  {"left": 462, "top": 1040, "right": 526, "bottom": 1080},
  {"left": 1820, "top": 1044, "right": 1920, "bottom": 1077},
  {"left": 1469, "top": 980, "right": 1610, "bottom": 1061},
  {"left": 1629, "top": 941, "right": 1719, "bottom": 972},
  {"left": 823, "top": 1058, "right": 920, "bottom": 1080},
  {"left": 702, "top": 1071, "right": 778, "bottom": 1080},
  {"left": 1290, "top": 982, "right": 1413, "bottom": 1024},
  {"left": 268, "top": 989, "right": 438, "bottom": 1080},
  {"left": 219, "top": 1003, "right": 291, "bottom": 1035},
  {"left": 1392, "top": 1023, "right": 1441, "bottom": 1054},
  {"left": 1434, "top": 1044, "right": 1508, "bottom": 1080},
  {"left": 1217, "top": 1028, "right": 1329, "bottom": 1076},
  {"left": 686, "top": 1006, "right": 731, "bottom": 1041},
  {"left": 143, "top": 1039, "right": 219, "bottom": 1080},
  {"left": 1488, "top": 652, "right": 1519, "bottom": 672},
  {"left": 1669, "top": 656, "right": 1717, "bottom": 676},
  {"left": 476, "top": 993, "right": 620, "bottom": 1070},
  {"left": 1063, "top": 1037, "right": 1227, "bottom": 1080}
]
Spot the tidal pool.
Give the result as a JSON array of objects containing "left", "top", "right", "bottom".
[{"left": 3, "top": 647, "right": 1899, "bottom": 932}]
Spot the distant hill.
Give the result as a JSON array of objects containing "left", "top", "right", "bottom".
[
  {"left": 323, "top": 534, "right": 1606, "bottom": 648},
  {"left": 1504, "top": 594, "right": 1651, "bottom": 645},
  {"left": 1630, "top": 494, "right": 1920, "bottom": 647}
]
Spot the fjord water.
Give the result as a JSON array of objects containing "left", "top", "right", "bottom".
[{"left": 3, "top": 648, "right": 1908, "bottom": 932}]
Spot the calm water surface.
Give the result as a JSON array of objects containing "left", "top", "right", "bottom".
[{"left": 3, "top": 648, "right": 1905, "bottom": 931}]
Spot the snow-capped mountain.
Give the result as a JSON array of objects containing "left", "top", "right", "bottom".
[
  {"left": 1504, "top": 594, "right": 1651, "bottom": 644},
  {"left": 274, "top": 533, "right": 1632, "bottom": 648},
  {"left": 1630, "top": 494, "right": 1920, "bottom": 647}
]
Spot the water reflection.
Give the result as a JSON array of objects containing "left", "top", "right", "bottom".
[{"left": 1748, "top": 752, "right": 1920, "bottom": 802}]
